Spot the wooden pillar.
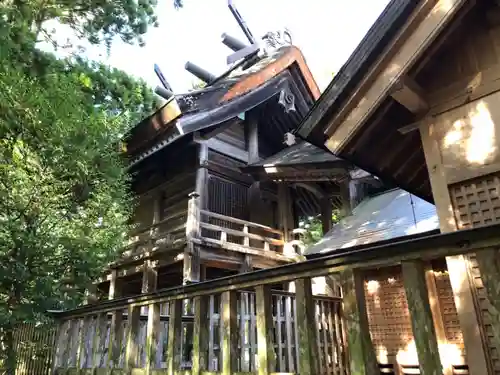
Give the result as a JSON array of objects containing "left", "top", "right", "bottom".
[
  {"left": 402, "top": 260, "right": 443, "bottom": 375},
  {"left": 192, "top": 295, "right": 209, "bottom": 375},
  {"left": 196, "top": 143, "right": 209, "bottom": 211},
  {"left": 321, "top": 196, "right": 333, "bottom": 234},
  {"left": 247, "top": 110, "right": 259, "bottom": 164},
  {"left": 184, "top": 192, "right": 201, "bottom": 284},
  {"left": 107, "top": 269, "right": 124, "bottom": 369},
  {"left": 475, "top": 248, "right": 500, "bottom": 353},
  {"left": 340, "top": 269, "right": 378, "bottom": 375},
  {"left": 108, "top": 269, "right": 122, "bottom": 300},
  {"left": 295, "top": 277, "right": 320, "bottom": 375},
  {"left": 256, "top": 285, "right": 276, "bottom": 374},
  {"left": 221, "top": 291, "right": 238, "bottom": 375},
  {"left": 340, "top": 179, "right": 352, "bottom": 218},
  {"left": 420, "top": 122, "right": 489, "bottom": 375}
]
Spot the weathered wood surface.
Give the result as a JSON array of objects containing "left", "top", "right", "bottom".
[
  {"left": 52, "top": 291, "right": 344, "bottom": 375},
  {"left": 402, "top": 260, "right": 443, "bottom": 375}
]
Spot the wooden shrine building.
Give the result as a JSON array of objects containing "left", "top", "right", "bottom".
[
  {"left": 296, "top": 0, "right": 500, "bottom": 374},
  {"left": 45, "top": 37, "right": 369, "bottom": 373},
  {"left": 38, "top": 1, "right": 500, "bottom": 375}
]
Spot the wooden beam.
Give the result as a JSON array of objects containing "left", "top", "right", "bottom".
[
  {"left": 325, "top": 0, "right": 468, "bottom": 154},
  {"left": 402, "top": 260, "right": 443, "bottom": 375},
  {"left": 196, "top": 120, "right": 235, "bottom": 140},
  {"left": 198, "top": 136, "right": 249, "bottom": 162},
  {"left": 340, "top": 269, "right": 378, "bottom": 375},
  {"left": 390, "top": 77, "right": 428, "bottom": 114}
]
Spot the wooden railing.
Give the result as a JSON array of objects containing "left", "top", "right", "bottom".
[
  {"left": 199, "top": 209, "right": 285, "bottom": 251},
  {"left": 119, "top": 193, "right": 297, "bottom": 264},
  {"left": 51, "top": 290, "right": 345, "bottom": 374},
  {"left": 48, "top": 222, "right": 500, "bottom": 375}
]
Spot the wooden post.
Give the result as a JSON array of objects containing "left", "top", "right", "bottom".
[
  {"left": 277, "top": 183, "right": 295, "bottom": 256},
  {"left": 402, "top": 260, "right": 443, "bottom": 375},
  {"left": 340, "top": 269, "right": 378, "bottom": 375},
  {"left": 221, "top": 291, "right": 238, "bottom": 375},
  {"left": 141, "top": 260, "right": 157, "bottom": 315},
  {"left": 192, "top": 295, "right": 209, "bottom": 375},
  {"left": 184, "top": 192, "right": 201, "bottom": 283},
  {"left": 255, "top": 285, "right": 276, "bottom": 374},
  {"left": 247, "top": 109, "right": 259, "bottom": 164},
  {"left": 340, "top": 179, "right": 352, "bottom": 218},
  {"left": 108, "top": 269, "right": 122, "bottom": 300},
  {"left": 295, "top": 278, "right": 320, "bottom": 375},
  {"left": 321, "top": 196, "right": 333, "bottom": 234},
  {"left": 425, "top": 264, "right": 453, "bottom": 375},
  {"left": 145, "top": 302, "right": 161, "bottom": 373},
  {"left": 475, "top": 248, "right": 500, "bottom": 354},
  {"left": 419, "top": 122, "right": 490, "bottom": 374},
  {"left": 107, "top": 310, "right": 124, "bottom": 368},
  {"left": 166, "top": 299, "right": 183, "bottom": 375},
  {"left": 124, "top": 305, "right": 141, "bottom": 370},
  {"left": 92, "top": 313, "right": 107, "bottom": 370}
]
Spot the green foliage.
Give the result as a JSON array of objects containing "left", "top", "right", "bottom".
[
  {"left": 0, "top": 0, "right": 183, "bottom": 369},
  {"left": 3, "top": 0, "right": 183, "bottom": 48},
  {"left": 299, "top": 209, "right": 342, "bottom": 247},
  {"left": 0, "top": 38, "right": 135, "bottom": 374},
  {"left": 0, "top": 48, "right": 132, "bottom": 318}
]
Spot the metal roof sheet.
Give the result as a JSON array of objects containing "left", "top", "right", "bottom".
[
  {"left": 304, "top": 188, "right": 439, "bottom": 255},
  {"left": 249, "top": 141, "right": 341, "bottom": 168}
]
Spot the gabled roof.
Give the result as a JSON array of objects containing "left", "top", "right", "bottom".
[
  {"left": 304, "top": 188, "right": 439, "bottom": 256},
  {"left": 296, "top": 0, "right": 419, "bottom": 143},
  {"left": 125, "top": 46, "right": 320, "bottom": 167},
  {"left": 294, "top": 0, "right": 472, "bottom": 202}
]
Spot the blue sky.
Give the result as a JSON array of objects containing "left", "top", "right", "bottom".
[{"left": 41, "top": 0, "right": 391, "bottom": 93}]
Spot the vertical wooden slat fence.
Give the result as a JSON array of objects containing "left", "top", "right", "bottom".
[
  {"left": 50, "top": 291, "right": 345, "bottom": 375},
  {"left": 5, "top": 322, "right": 56, "bottom": 375}
]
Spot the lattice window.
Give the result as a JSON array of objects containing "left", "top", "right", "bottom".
[{"left": 449, "top": 172, "right": 500, "bottom": 229}]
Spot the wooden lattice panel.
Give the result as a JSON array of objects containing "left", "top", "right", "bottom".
[
  {"left": 449, "top": 173, "right": 500, "bottom": 229},
  {"left": 434, "top": 271, "right": 465, "bottom": 358},
  {"left": 364, "top": 267, "right": 414, "bottom": 363},
  {"left": 449, "top": 173, "right": 500, "bottom": 373}
]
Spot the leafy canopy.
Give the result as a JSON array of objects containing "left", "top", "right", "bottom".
[{"left": 0, "top": 0, "right": 181, "bottom": 370}]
